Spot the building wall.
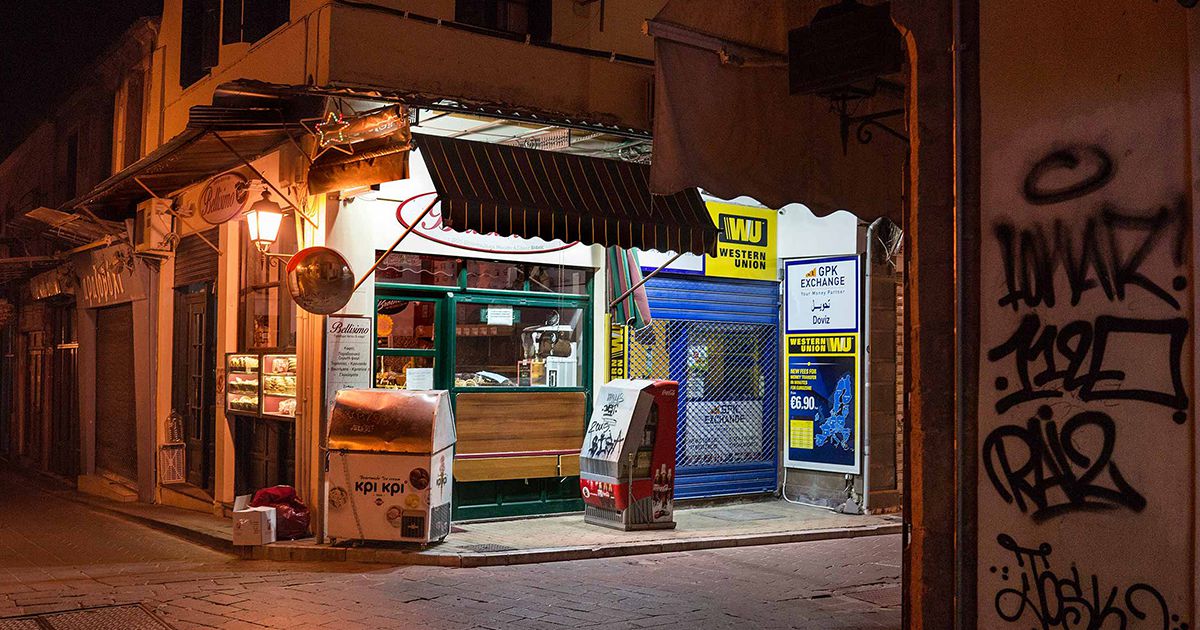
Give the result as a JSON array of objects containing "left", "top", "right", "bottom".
[
  {"left": 976, "top": 3, "right": 1196, "bottom": 626},
  {"left": 153, "top": 0, "right": 664, "bottom": 147}
]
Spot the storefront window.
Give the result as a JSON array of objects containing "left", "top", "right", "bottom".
[
  {"left": 528, "top": 264, "right": 587, "bottom": 295},
  {"left": 466, "top": 260, "right": 524, "bottom": 290},
  {"left": 375, "top": 252, "right": 458, "bottom": 286},
  {"left": 454, "top": 303, "right": 584, "bottom": 388},
  {"left": 375, "top": 355, "right": 435, "bottom": 390},
  {"left": 376, "top": 299, "right": 435, "bottom": 349},
  {"left": 239, "top": 216, "right": 297, "bottom": 350}
]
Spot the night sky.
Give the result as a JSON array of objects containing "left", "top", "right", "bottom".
[{"left": 0, "top": 0, "right": 162, "bottom": 159}]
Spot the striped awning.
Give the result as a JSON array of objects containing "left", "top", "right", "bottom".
[{"left": 415, "top": 133, "right": 718, "bottom": 256}]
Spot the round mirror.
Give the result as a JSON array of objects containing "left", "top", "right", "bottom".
[{"left": 286, "top": 246, "right": 355, "bottom": 315}]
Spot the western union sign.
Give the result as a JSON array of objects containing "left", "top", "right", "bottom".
[{"left": 706, "top": 202, "right": 777, "bottom": 281}]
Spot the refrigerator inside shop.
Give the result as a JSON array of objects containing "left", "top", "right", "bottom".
[
  {"left": 226, "top": 353, "right": 261, "bottom": 415},
  {"left": 261, "top": 354, "right": 298, "bottom": 419}
]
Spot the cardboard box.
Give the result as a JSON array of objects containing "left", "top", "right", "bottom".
[{"left": 232, "top": 495, "right": 276, "bottom": 545}]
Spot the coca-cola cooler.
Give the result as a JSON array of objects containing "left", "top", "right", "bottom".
[
  {"left": 324, "top": 389, "right": 455, "bottom": 544},
  {"left": 580, "top": 379, "right": 678, "bottom": 530}
]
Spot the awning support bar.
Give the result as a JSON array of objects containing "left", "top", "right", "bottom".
[
  {"left": 133, "top": 176, "right": 222, "bottom": 256},
  {"left": 349, "top": 195, "right": 439, "bottom": 294},
  {"left": 607, "top": 250, "right": 684, "bottom": 312},
  {"left": 212, "top": 132, "right": 320, "bottom": 230}
]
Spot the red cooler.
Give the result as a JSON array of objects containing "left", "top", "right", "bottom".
[{"left": 580, "top": 379, "right": 678, "bottom": 530}]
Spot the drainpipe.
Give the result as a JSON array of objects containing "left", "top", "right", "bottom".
[{"left": 861, "top": 216, "right": 889, "bottom": 514}]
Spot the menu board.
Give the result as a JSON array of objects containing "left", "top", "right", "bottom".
[
  {"left": 226, "top": 353, "right": 261, "bottom": 415},
  {"left": 325, "top": 315, "right": 372, "bottom": 415}
]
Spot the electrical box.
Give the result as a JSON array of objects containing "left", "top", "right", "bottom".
[{"left": 134, "top": 198, "right": 174, "bottom": 254}]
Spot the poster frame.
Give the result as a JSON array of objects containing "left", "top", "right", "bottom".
[
  {"left": 783, "top": 254, "right": 860, "bottom": 335},
  {"left": 782, "top": 253, "right": 863, "bottom": 474}
]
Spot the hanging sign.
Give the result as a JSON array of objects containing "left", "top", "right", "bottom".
[
  {"left": 198, "top": 173, "right": 249, "bottom": 225},
  {"left": 784, "top": 255, "right": 859, "bottom": 333},
  {"left": 784, "top": 333, "right": 861, "bottom": 473},
  {"left": 639, "top": 201, "right": 777, "bottom": 281},
  {"left": 324, "top": 315, "right": 373, "bottom": 417},
  {"left": 72, "top": 244, "right": 146, "bottom": 308}
]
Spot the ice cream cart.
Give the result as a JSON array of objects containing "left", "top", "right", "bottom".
[{"left": 324, "top": 389, "right": 455, "bottom": 544}]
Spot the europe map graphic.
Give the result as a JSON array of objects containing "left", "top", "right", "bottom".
[{"left": 813, "top": 373, "right": 854, "bottom": 450}]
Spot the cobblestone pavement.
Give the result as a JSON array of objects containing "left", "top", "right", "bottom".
[{"left": 0, "top": 469, "right": 900, "bottom": 629}]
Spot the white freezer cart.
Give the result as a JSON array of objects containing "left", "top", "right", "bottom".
[{"left": 324, "top": 389, "right": 456, "bottom": 544}]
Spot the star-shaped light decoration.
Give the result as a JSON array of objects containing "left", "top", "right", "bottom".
[{"left": 301, "top": 110, "right": 354, "bottom": 160}]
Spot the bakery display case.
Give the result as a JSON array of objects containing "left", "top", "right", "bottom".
[
  {"left": 226, "top": 353, "right": 261, "bottom": 415},
  {"left": 261, "top": 353, "right": 298, "bottom": 419}
]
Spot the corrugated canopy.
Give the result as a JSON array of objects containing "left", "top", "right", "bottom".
[
  {"left": 415, "top": 133, "right": 717, "bottom": 256},
  {"left": 64, "top": 95, "right": 324, "bottom": 217}
]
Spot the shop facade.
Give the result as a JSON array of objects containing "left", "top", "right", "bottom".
[
  {"left": 330, "top": 154, "right": 606, "bottom": 520},
  {"left": 626, "top": 200, "right": 781, "bottom": 499},
  {"left": 72, "top": 242, "right": 158, "bottom": 502}
]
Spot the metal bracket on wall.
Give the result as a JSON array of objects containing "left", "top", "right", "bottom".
[
  {"left": 835, "top": 105, "right": 907, "bottom": 156},
  {"left": 822, "top": 78, "right": 908, "bottom": 155}
]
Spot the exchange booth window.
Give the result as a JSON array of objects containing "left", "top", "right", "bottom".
[{"left": 454, "top": 303, "right": 583, "bottom": 388}]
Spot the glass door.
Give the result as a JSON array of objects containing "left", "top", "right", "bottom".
[{"left": 374, "top": 295, "right": 445, "bottom": 390}]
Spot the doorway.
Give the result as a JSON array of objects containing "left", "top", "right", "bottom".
[
  {"left": 173, "top": 284, "right": 216, "bottom": 490},
  {"left": 49, "top": 303, "right": 79, "bottom": 478}
]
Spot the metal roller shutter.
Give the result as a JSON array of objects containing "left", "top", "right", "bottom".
[
  {"left": 174, "top": 230, "right": 219, "bottom": 287},
  {"left": 95, "top": 304, "right": 137, "bottom": 481},
  {"left": 626, "top": 275, "right": 780, "bottom": 499}
]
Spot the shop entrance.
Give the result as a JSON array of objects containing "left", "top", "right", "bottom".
[
  {"left": 173, "top": 284, "right": 216, "bottom": 490},
  {"left": 48, "top": 303, "right": 79, "bottom": 478},
  {"left": 373, "top": 253, "right": 593, "bottom": 520},
  {"left": 94, "top": 304, "right": 137, "bottom": 482},
  {"left": 626, "top": 275, "right": 780, "bottom": 499},
  {"left": 21, "top": 329, "right": 46, "bottom": 464}
]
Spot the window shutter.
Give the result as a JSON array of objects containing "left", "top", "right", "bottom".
[{"left": 222, "top": 0, "right": 244, "bottom": 44}]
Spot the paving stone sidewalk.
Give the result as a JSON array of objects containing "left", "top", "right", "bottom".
[
  {"left": 29, "top": 467, "right": 899, "bottom": 566},
  {"left": 0, "top": 465, "right": 901, "bottom": 628}
]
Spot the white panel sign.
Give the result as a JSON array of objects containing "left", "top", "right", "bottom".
[
  {"left": 324, "top": 315, "right": 373, "bottom": 416},
  {"left": 784, "top": 256, "right": 859, "bottom": 334}
]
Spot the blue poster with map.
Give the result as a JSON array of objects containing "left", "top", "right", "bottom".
[{"left": 785, "top": 333, "right": 860, "bottom": 473}]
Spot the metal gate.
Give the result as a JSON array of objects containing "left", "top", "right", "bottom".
[{"left": 626, "top": 275, "right": 779, "bottom": 499}]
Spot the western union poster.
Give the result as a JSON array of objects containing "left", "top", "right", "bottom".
[
  {"left": 636, "top": 201, "right": 777, "bottom": 281},
  {"left": 607, "top": 317, "right": 628, "bottom": 382},
  {"left": 785, "top": 333, "right": 861, "bottom": 474}
]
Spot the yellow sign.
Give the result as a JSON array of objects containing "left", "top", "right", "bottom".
[
  {"left": 789, "top": 419, "right": 814, "bottom": 449},
  {"left": 607, "top": 316, "right": 628, "bottom": 382},
  {"left": 705, "top": 201, "right": 777, "bottom": 281}
]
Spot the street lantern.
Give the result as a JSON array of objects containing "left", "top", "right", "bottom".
[{"left": 244, "top": 190, "right": 284, "bottom": 253}]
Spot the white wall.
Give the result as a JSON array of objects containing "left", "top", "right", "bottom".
[{"left": 776, "top": 205, "right": 860, "bottom": 260}]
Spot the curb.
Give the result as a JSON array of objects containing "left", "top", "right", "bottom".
[
  {"left": 13, "top": 468, "right": 236, "bottom": 555},
  {"left": 245, "top": 522, "right": 902, "bottom": 567}
]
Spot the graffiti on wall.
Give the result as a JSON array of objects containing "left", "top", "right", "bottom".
[
  {"left": 981, "top": 139, "right": 1191, "bottom": 626},
  {"left": 989, "top": 534, "right": 1185, "bottom": 629}
]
